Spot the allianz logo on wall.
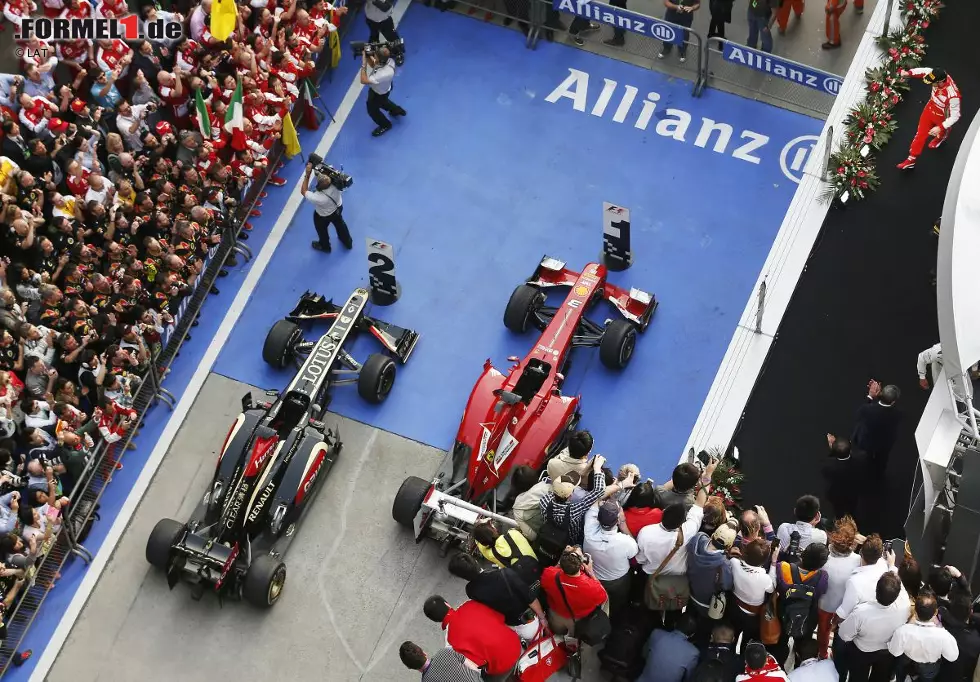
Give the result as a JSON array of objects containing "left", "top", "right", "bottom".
[
  {"left": 554, "top": 0, "right": 684, "bottom": 43},
  {"left": 544, "top": 68, "right": 819, "bottom": 184},
  {"left": 721, "top": 43, "right": 843, "bottom": 96}
]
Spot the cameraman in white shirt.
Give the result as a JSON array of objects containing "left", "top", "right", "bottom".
[{"left": 359, "top": 46, "right": 406, "bottom": 137}]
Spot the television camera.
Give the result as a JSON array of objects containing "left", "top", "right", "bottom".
[
  {"left": 350, "top": 38, "right": 405, "bottom": 60},
  {"left": 307, "top": 153, "right": 353, "bottom": 190}
]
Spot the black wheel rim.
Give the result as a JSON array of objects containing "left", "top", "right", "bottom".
[
  {"left": 620, "top": 330, "right": 636, "bottom": 366},
  {"left": 377, "top": 365, "right": 395, "bottom": 398}
]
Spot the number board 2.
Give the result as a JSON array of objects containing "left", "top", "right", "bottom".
[{"left": 366, "top": 238, "right": 400, "bottom": 306}]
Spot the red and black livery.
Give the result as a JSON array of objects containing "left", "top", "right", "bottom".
[{"left": 145, "top": 288, "right": 419, "bottom": 606}]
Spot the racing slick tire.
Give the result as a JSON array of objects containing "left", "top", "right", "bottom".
[
  {"left": 263, "top": 319, "right": 303, "bottom": 369},
  {"left": 599, "top": 319, "right": 637, "bottom": 370},
  {"left": 503, "top": 284, "right": 545, "bottom": 333},
  {"left": 392, "top": 475, "right": 430, "bottom": 527},
  {"left": 243, "top": 554, "right": 287, "bottom": 608},
  {"left": 146, "top": 518, "right": 184, "bottom": 569},
  {"left": 358, "top": 353, "right": 396, "bottom": 404}
]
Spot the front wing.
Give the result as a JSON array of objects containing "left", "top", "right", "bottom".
[{"left": 287, "top": 291, "right": 420, "bottom": 363}]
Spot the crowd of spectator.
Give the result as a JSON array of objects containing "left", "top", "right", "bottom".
[
  {"left": 0, "top": 0, "right": 339, "bottom": 662},
  {"left": 398, "top": 430, "right": 980, "bottom": 682}
]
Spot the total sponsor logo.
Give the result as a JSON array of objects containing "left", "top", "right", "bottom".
[{"left": 544, "top": 68, "right": 817, "bottom": 184}]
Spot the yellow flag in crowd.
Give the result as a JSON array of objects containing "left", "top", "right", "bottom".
[
  {"left": 282, "top": 112, "right": 302, "bottom": 158},
  {"left": 329, "top": 30, "right": 341, "bottom": 69},
  {"left": 211, "top": 0, "right": 238, "bottom": 42}
]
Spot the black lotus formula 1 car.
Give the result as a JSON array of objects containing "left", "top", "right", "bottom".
[{"left": 145, "top": 288, "right": 419, "bottom": 607}]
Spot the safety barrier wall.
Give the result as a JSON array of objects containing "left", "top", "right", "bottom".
[
  {"left": 452, "top": 0, "right": 846, "bottom": 113},
  {"left": 704, "top": 37, "right": 842, "bottom": 116},
  {"left": 0, "top": 3, "right": 363, "bottom": 673}
]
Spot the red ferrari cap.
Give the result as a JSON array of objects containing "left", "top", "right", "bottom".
[
  {"left": 155, "top": 121, "right": 174, "bottom": 137},
  {"left": 70, "top": 98, "right": 87, "bottom": 114},
  {"left": 49, "top": 117, "right": 69, "bottom": 134}
]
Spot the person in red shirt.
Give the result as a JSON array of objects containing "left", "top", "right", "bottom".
[
  {"left": 422, "top": 596, "right": 521, "bottom": 681},
  {"left": 623, "top": 482, "right": 664, "bottom": 536},
  {"left": 540, "top": 545, "right": 608, "bottom": 637}
]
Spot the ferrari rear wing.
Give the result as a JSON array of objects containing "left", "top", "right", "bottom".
[
  {"left": 527, "top": 256, "right": 657, "bottom": 330},
  {"left": 286, "top": 291, "right": 420, "bottom": 364}
]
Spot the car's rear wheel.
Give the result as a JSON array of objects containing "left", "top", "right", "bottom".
[
  {"left": 392, "top": 476, "right": 430, "bottom": 527},
  {"left": 358, "top": 353, "right": 396, "bottom": 404},
  {"left": 503, "top": 284, "right": 545, "bottom": 333},
  {"left": 599, "top": 319, "right": 637, "bottom": 370},
  {"left": 263, "top": 319, "right": 303, "bottom": 369},
  {"left": 146, "top": 518, "right": 184, "bottom": 569},
  {"left": 243, "top": 554, "right": 287, "bottom": 608}
]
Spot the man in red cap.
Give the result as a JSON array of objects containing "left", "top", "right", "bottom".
[{"left": 897, "top": 67, "right": 961, "bottom": 171}]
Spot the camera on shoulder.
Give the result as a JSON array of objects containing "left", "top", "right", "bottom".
[
  {"left": 307, "top": 153, "right": 354, "bottom": 190},
  {"left": 350, "top": 38, "right": 405, "bottom": 60}
]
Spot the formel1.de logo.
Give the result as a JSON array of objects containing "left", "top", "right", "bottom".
[{"left": 16, "top": 15, "right": 182, "bottom": 42}]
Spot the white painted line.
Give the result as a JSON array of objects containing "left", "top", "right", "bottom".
[
  {"left": 679, "top": 0, "right": 894, "bottom": 464},
  {"left": 31, "top": 3, "right": 413, "bottom": 679}
]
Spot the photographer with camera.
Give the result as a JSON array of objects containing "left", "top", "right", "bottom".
[
  {"left": 364, "top": 0, "right": 405, "bottom": 66},
  {"left": 300, "top": 155, "right": 352, "bottom": 253},
  {"left": 359, "top": 46, "right": 407, "bottom": 138}
]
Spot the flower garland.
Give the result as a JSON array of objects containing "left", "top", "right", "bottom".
[
  {"left": 697, "top": 446, "right": 745, "bottom": 511},
  {"left": 823, "top": 0, "right": 943, "bottom": 204}
]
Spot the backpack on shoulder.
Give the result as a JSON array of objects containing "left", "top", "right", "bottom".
[
  {"left": 598, "top": 606, "right": 654, "bottom": 680},
  {"left": 534, "top": 501, "right": 571, "bottom": 566},
  {"left": 780, "top": 563, "right": 818, "bottom": 639}
]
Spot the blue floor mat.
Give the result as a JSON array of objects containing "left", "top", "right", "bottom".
[{"left": 214, "top": 5, "right": 821, "bottom": 482}]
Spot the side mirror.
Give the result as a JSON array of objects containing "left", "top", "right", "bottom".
[
  {"left": 507, "top": 356, "right": 520, "bottom": 363},
  {"left": 555, "top": 373, "right": 565, "bottom": 382}
]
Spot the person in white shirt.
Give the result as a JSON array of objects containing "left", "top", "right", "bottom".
[
  {"left": 835, "top": 535, "right": 891, "bottom": 621},
  {"left": 835, "top": 571, "right": 907, "bottom": 682},
  {"left": 917, "top": 343, "right": 943, "bottom": 390},
  {"left": 817, "top": 518, "right": 863, "bottom": 658},
  {"left": 299, "top": 160, "right": 351, "bottom": 252},
  {"left": 583, "top": 499, "right": 638, "bottom": 618},
  {"left": 776, "top": 494, "right": 828, "bottom": 554},
  {"left": 789, "top": 639, "right": 839, "bottom": 682},
  {"left": 359, "top": 47, "right": 406, "bottom": 137},
  {"left": 636, "top": 482, "right": 708, "bottom": 627},
  {"left": 888, "top": 591, "right": 959, "bottom": 682},
  {"left": 728, "top": 536, "right": 778, "bottom": 644}
]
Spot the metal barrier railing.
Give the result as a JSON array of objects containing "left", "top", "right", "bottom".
[
  {"left": 443, "top": 0, "right": 535, "bottom": 47},
  {"left": 529, "top": 0, "right": 706, "bottom": 95},
  {"left": 704, "top": 37, "right": 841, "bottom": 117},
  {"left": 0, "top": 3, "right": 363, "bottom": 673}
]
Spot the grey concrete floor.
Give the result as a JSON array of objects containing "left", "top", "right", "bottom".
[{"left": 48, "top": 374, "right": 596, "bottom": 682}]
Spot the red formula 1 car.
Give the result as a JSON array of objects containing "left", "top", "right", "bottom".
[{"left": 392, "top": 257, "right": 657, "bottom": 550}]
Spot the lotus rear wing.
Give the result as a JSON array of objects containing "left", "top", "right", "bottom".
[
  {"left": 286, "top": 290, "right": 420, "bottom": 364},
  {"left": 527, "top": 256, "right": 657, "bottom": 330}
]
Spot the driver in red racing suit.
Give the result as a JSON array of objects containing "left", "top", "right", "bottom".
[{"left": 897, "top": 67, "right": 961, "bottom": 171}]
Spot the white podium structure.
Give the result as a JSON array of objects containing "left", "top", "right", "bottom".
[{"left": 907, "top": 109, "right": 980, "bottom": 589}]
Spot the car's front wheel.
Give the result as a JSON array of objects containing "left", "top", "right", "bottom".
[
  {"left": 146, "top": 518, "right": 184, "bottom": 569},
  {"left": 243, "top": 554, "right": 287, "bottom": 608},
  {"left": 358, "top": 353, "right": 396, "bottom": 404},
  {"left": 503, "top": 284, "right": 545, "bottom": 333},
  {"left": 599, "top": 319, "right": 637, "bottom": 370},
  {"left": 263, "top": 319, "right": 303, "bottom": 369}
]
